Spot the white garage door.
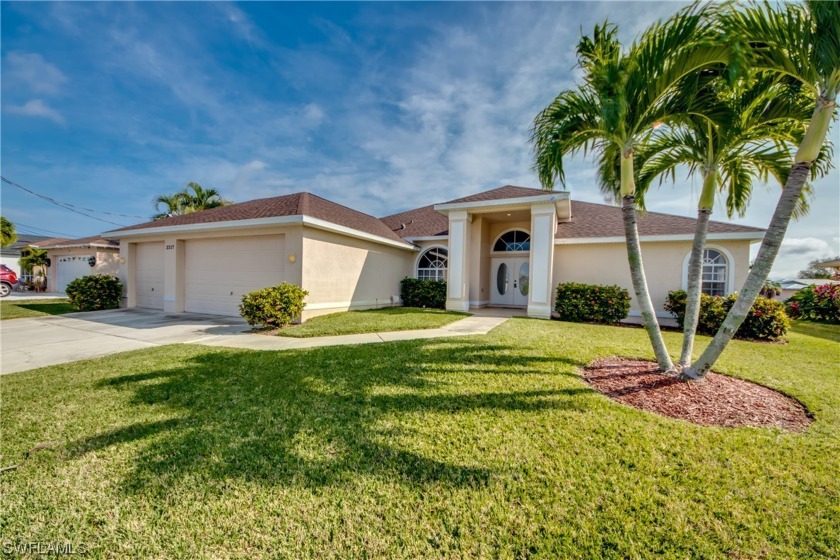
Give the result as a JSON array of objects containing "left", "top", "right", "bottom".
[
  {"left": 185, "top": 235, "right": 285, "bottom": 316},
  {"left": 136, "top": 242, "right": 164, "bottom": 310},
  {"left": 56, "top": 256, "right": 93, "bottom": 292}
]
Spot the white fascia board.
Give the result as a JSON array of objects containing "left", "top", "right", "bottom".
[
  {"left": 300, "top": 216, "right": 416, "bottom": 250},
  {"left": 554, "top": 231, "right": 765, "bottom": 245},
  {"left": 103, "top": 215, "right": 415, "bottom": 251},
  {"left": 434, "top": 192, "right": 569, "bottom": 214},
  {"left": 40, "top": 243, "right": 118, "bottom": 250},
  {"left": 404, "top": 235, "right": 449, "bottom": 243}
]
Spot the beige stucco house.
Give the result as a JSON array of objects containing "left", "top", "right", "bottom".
[
  {"left": 33, "top": 236, "right": 121, "bottom": 292},
  {"left": 103, "top": 185, "right": 764, "bottom": 322}
]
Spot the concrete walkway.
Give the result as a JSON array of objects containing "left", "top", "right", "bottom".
[
  {"left": 190, "top": 311, "right": 513, "bottom": 351},
  {"left": 1, "top": 307, "right": 519, "bottom": 374}
]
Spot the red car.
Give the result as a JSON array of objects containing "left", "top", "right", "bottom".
[{"left": 1, "top": 264, "right": 18, "bottom": 297}]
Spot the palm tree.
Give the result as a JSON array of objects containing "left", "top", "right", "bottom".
[
  {"left": 635, "top": 72, "right": 826, "bottom": 367},
  {"left": 181, "top": 182, "right": 227, "bottom": 213},
  {"left": 19, "top": 247, "right": 49, "bottom": 291},
  {"left": 531, "top": 5, "right": 732, "bottom": 372},
  {"left": 152, "top": 182, "right": 229, "bottom": 220},
  {"left": 684, "top": 0, "right": 839, "bottom": 379},
  {"left": 1, "top": 216, "right": 17, "bottom": 248}
]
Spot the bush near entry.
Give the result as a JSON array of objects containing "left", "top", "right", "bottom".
[
  {"left": 554, "top": 282, "right": 631, "bottom": 324},
  {"left": 400, "top": 278, "right": 446, "bottom": 309},
  {"left": 65, "top": 275, "right": 123, "bottom": 311},
  {"left": 785, "top": 283, "right": 840, "bottom": 324},
  {"left": 240, "top": 283, "right": 308, "bottom": 328},
  {"left": 665, "top": 290, "right": 790, "bottom": 341}
]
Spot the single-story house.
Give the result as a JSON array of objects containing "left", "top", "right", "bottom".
[
  {"left": 33, "top": 236, "right": 121, "bottom": 293},
  {"left": 0, "top": 234, "right": 51, "bottom": 277},
  {"left": 103, "top": 185, "right": 765, "bottom": 321}
]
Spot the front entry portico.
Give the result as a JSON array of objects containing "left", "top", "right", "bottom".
[{"left": 434, "top": 190, "right": 571, "bottom": 319}]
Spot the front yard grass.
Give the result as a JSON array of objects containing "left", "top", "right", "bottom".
[
  {"left": 0, "top": 298, "right": 76, "bottom": 320},
  {"left": 1, "top": 320, "right": 838, "bottom": 558},
  {"left": 277, "top": 306, "right": 469, "bottom": 337}
]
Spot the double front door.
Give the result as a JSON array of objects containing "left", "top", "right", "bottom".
[{"left": 490, "top": 257, "right": 529, "bottom": 306}]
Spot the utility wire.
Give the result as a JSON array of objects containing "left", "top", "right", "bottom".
[
  {"left": 1, "top": 176, "right": 142, "bottom": 226},
  {"left": 13, "top": 222, "right": 76, "bottom": 238}
]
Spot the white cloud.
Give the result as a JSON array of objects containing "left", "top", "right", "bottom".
[
  {"left": 5, "top": 99, "right": 65, "bottom": 124},
  {"left": 3, "top": 51, "right": 67, "bottom": 94},
  {"left": 769, "top": 237, "right": 840, "bottom": 280}
]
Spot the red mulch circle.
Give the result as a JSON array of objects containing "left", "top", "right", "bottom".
[{"left": 583, "top": 357, "right": 812, "bottom": 432}]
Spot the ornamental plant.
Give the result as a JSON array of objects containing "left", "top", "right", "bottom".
[
  {"left": 65, "top": 274, "right": 123, "bottom": 311},
  {"left": 240, "top": 283, "right": 308, "bottom": 328},
  {"left": 665, "top": 290, "right": 790, "bottom": 341},
  {"left": 554, "top": 283, "right": 631, "bottom": 324},
  {"left": 400, "top": 278, "right": 446, "bottom": 309},
  {"left": 785, "top": 283, "right": 840, "bottom": 324}
]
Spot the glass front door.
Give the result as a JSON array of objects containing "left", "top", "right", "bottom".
[{"left": 490, "top": 257, "right": 529, "bottom": 306}]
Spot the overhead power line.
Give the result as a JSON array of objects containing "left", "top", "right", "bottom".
[
  {"left": 1, "top": 176, "right": 145, "bottom": 227},
  {"left": 13, "top": 222, "right": 76, "bottom": 238}
]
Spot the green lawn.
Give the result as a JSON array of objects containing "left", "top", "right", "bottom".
[
  {"left": 2, "top": 320, "right": 838, "bottom": 558},
  {"left": 278, "top": 306, "right": 470, "bottom": 337},
  {"left": 0, "top": 298, "right": 76, "bottom": 320}
]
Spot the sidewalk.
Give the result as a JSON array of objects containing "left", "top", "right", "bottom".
[
  {"left": 5, "top": 291, "right": 68, "bottom": 300},
  {"left": 189, "top": 311, "right": 516, "bottom": 351}
]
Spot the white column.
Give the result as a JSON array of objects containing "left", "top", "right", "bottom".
[
  {"left": 125, "top": 242, "right": 137, "bottom": 309},
  {"left": 163, "top": 238, "right": 185, "bottom": 313},
  {"left": 527, "top": 202, "right": 557, "bottom": 319},
  {"left": 446, "top": 210, "right": 472, "bottom": 312}
]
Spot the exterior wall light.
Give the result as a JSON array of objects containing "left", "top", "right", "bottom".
[
  {"left": 88, "top": 256, "right": 97, "bottom": 267},
  {"left": 288, "top": 253, "right": 297, "bottom": 264}
]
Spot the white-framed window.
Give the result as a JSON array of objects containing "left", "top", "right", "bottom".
[
  {"left": 417, "top": 247, "right": 448, "bottom": 281},
  {"left": 492, "top": 229, "right": 531, "bottom": 252},
  {"left": 701, "top": 249, "right": 728, "bottom": 296}
]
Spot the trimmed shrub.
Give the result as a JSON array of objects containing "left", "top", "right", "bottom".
[
  {"left": 554, "top": 282, "right": 631, "bottom": 324},
  {"left": 240, "top": 283, "right": 308, "bottom": 328},
  {"left": 65, "top": 274, "right": 123, "bottom": 311},
  {"left": 400, "top": 278, "right": 446, "bottom": 309},
  {"left": 785, "top": 283, "right": 840, "bottom": 324},
  {"left": 664, "top": 290, "right": 790, "bottom": 341}
]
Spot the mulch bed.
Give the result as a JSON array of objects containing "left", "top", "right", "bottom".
[{"left": 583, "top": 357, "right": 812, "bottom": 432}]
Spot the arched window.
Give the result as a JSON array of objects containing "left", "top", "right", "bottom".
[
  {"left": 417, "top": 247, "right": 448, "bottom": 281},
  {"left": 701, "top": 249, "right": 728, "bottom": 296},
  {"left": 493, "top": 230, "right": 530, "bottom": 252}
]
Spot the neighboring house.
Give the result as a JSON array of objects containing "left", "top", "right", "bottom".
[
  {"left": 773, "top": 278, "right": 840, "bottom": 302},
  {"left": 32, "top": 236, "right": 121, "bottom": 292},
  {"left": 0, "top": 234, "right": 51, "bottom": 277},
  {"left": 103, "top": 185, "right": 764, "bottom": 321},
  {"left": 815, "top": 258, "right": 840, "bottom": 273}
]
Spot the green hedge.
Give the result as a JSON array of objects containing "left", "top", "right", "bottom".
[
  {"left": 400, "top": 278, "right": 446, "bottom": 309},
  {"left": 240, "top": 283, "right": 308, "bottom": 328},
  {"left": 664, "top": 290, "right": 790, "bottom": 341},
  {"left": 65, "top": 274, "right": 123, "bottom": 311},
  {"left": 554, "top": 282, "right": 630, "bottom": 324},
  {"left": 785, "top": 283, "right": 840, "bottom": 324}
]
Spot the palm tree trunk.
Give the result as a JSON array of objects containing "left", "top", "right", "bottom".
[
  {"left": 621, "top": 195, "right": 675, "bottom": 371},
  {"left": 684, "top": 96, "right": 834, "bottom": 380},
  {"left": 680, "top": 207, "right": 712, "bottom": 366}
]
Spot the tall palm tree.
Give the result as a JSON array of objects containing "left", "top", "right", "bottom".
[
  {"left": 685, "top": 0, "right": 839, "bottom": 379},
  {"left": 531, "top": 5, "right": 732, "bottom": 372},
  {"left": 1, "top": 216, "right": 17, "bottom": 248},
  {"left": 181, "top": 182, "right": 227, "bottom": 214},
  {"left": 635, "top": 72, "right": 827, "bottom": 367},
  {"left": 153, "top": 193, "right": 188, "bottom": 220}
]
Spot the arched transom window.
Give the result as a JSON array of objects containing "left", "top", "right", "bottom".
[
  {"left": 701, "top": 249, "right": 728, "bottom": 296},
  {"left": 417, "top": 247, "right": 448, "bottom": 281},
  {"left": 493, "top": 230, "right": 531, "bottom": 252}
]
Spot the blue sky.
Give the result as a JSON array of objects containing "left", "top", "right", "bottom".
[{"left": 1, "top": 1, "right": 838, "bottom": 279}]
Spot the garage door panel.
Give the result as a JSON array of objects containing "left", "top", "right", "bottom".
[
  {"left": 136, "top": 242, "right": 164, "bottom": 310},
  {"left": 56, "top": 256, "right": 94, "bottom": 292},
  {"left": 185, "top": 236, "right": 285, "bottom": 316}
]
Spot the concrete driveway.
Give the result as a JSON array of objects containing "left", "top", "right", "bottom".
[{"left": 1, "top": 308, "right": 247, "bottom": 375}]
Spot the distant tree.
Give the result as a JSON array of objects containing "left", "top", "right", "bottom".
[
  {"left": 1, "top": 216, "right": 17, "bottom": 248},
  {"left": 152, "top": 182, "right": 230, "bottom": 220},
  {"left": 798, "top": 257, "right": 840, "bottom": 279}
]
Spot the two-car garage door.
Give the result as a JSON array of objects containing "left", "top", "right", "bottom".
[{"left": 185, "top": 235, "right": 285, "bottom": 316}]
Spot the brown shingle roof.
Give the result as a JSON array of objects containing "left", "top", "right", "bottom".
[
  {"left": 109, "top": 192, "right": 406, "bottom": 243},
  {"left": 36, "top": 236, "right": 119, "bottom": 249},
  {"left": 380, "top": 190, "right": 765, "bottom": 240},
  {"left": 558, "top": 201, "right": 765, "bottom": 239}
]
